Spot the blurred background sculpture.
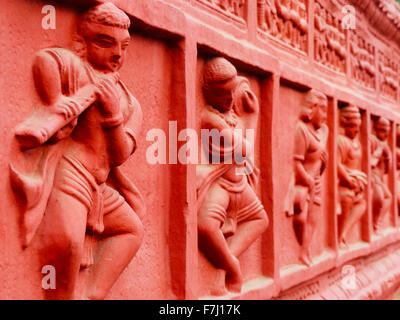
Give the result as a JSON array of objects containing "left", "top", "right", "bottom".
[
  {"left": 285, "top": 89, "right": 328, "bottom": 267},
  {"left": 196, "top": 57, "right": 268, "bottom": 293},
  {"left": 10, "top": 2, "right": 145, "bottom": 300},
  {"left": 337, "top": 105, "right": 367, "bottom": 248},
  {"left": 370, "top": 117, "right": 392, "bottom": 234}
]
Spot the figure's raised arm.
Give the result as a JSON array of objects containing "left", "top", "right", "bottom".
[
  {"left": 15, "top": 49, "right": 98, "bottom": 149},
  {"left": 32, "top": 50, "right": 63, "bottom": 106}
]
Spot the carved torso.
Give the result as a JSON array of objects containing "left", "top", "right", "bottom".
[
  {"left": 294, "top": 121, "right": 328, "bottom": 179},
  {"left": 38, "top": 48, "right": 138, "bottom": 184},
  {"left": 371, "top": 134, "right": 391, "bottom": 177},
  {"left": 338, "top": 134, "right": 362, "bottom": 172}
]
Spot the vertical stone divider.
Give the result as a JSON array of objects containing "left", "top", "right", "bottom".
[
  {"left": 246, "top": 0, "right": 257, "bottom": 43},
  {"left": 184, "top": 37, "right": 199, "bottom": 299},
  {"left": 167, "top": 37, "right": 199, "bottom": 299},
  {"left": 307, "top": 0, "right": 315, "bottom": 64},
  {"left": 361, "top": 109, "right": 372, "bottom": 242},
  {"left": 327, "top": 98, "right": 338, "bottom": 251},
  {"left": 398, "top": 65, "right": 400, "bottom": 105},
  {"left": 396, "top": 122, "right": 400, "bottom": 228},
  {"left": 389, "top": 121, "right": 397, "bottom": 227},
  {"left": 260, "top": 73, "right": 280, "bottom": 281}
]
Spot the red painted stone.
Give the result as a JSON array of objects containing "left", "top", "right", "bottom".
[{"left": 1, "top": 0, "right": 400, "bottom": 300}]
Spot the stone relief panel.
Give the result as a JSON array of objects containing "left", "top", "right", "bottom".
[
  {"left": 9, "top": 3, "right": 146, "bottom": 300},
  {"left": 378, "top": 50, "right": 399, "bottom": 101},
  {"left": 314, "top": 1, "right": 346, "bottom": 73},
  {"left": 350, "top": 31, "right": 376, "bottom": 90},
  {"left": 284, "top": 89, "right": 329, "bottom": 267},
  {"left": 337, "top": 105, "right": 366, "bottom": 248},
  {"left": 197, "top": 0, "right": 247, "bottom": 22},
  {"left": 196, "top": 57, "right": 268, "bottom": 294},
  {"left": 370, "top": 116, "right": 392, "bottom": 234},
  {"left": 257, "top": 0, "right": 308, "bottom": 52},
  {"left": 4, "top": 0, "right": 400, "bottom": 302}
]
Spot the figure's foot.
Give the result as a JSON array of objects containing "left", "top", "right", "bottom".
[
  {"left": 225, "top": 257, "right": 243, "bottom": 293},
  {"left": 260, "top": 22, "right": 268, "bottom": 32},
  {"left": 373, "top": 221, "right": 383, "bottom": 236},
  {"left": 339, "top": 237, "right": 349, "bottom": 250},
  {"left": 299, "top": 249, "right": 312, "bottom": 267}
]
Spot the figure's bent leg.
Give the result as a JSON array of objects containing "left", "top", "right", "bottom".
[
  {"left": 372, "top": 184, "right": 385, "bottom": 232},
  {"left": 341, "top": 198, "right": 366, "bottom": 244},
  {"left": 292, "top": 188, "right": 312, "bottom": 266},
  {"left": 338, "top": 195, "right": 353, "bottom": 246},
  {"left": 227, "top": 186, "right": 268, "bottom": 258},
  {"left": 380, "top": 184, "right": 392, "bottom": 230},
  {"left": 198, "top": 184, "right": 242, "bottom": 292},
  {"left": 299, "top": 201, "right": 320, "bottom": 267},
  {"left": 38, "top": 188, "right": 88, "bottom": 300},
  {"left": 86, "top": 201, "right": 144, "bottom": 300}
]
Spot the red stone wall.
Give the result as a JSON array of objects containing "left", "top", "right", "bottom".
[{"left": 2, "top": 0, "right": 400, "bottom": 299}]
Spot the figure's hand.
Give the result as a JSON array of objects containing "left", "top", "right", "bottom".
[
  {"left": 320, "top": 150, "right": 328, "bottom": 174},
  {"left": 313, "top": 175, "right": 323, "bottom": 195},
  {"left": 320, "top": 150, "right": 328, "bottom": 164},
  {"left": 347, "top": 176, "right": 359, "bottom": 191},
  {"left": 306, "top": 174, "right": 315, "bottom": 191},
  {"left": 349, "top": 171, "right": 367, "bottom": 192},
  {"left": 96, "top": 78, "right": 120, "bottom": 116}
]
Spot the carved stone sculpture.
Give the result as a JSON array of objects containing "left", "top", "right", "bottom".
[
  {"left": 202, "top": 0, "right": 245, "bottom": 19},
  {"left": 371, "top": 117, "right": 392, "bottom": 234},
  {"left": 196, "top": 57, "right": 268, "bottom": 293},
  {"left": 10, "top": 2, "right": 145, "bottom": 300},
  {"left": 257, "top": 0, "right": 278, "bottom": 35},
  {"left": 285, "top": 89, "right": 329, "bottom": 267},
  {"left": 258, "top": 0, "right": 307, "bottom": 51},
  {"left": 337, "top": 105, "right": 367, "bottom": 248},
  {"left": 314, "top": 2, "right": 346, "bottom": 72},
  {"left": 379, "top": 51, "right": 399, "bottom": 101},
  {"left": 350, "top": 32, "right": 376, "bottom": 89}
]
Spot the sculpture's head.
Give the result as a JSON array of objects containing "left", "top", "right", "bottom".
[
  {"left": 340, "top": 105, "right": 362, "bottom": 139},
  {"left": 374, "top": 117, "right": 390, "bottom": 141},
  {"left": 76, "top": 2, "right": 131, "bottom": 73},
  {"left": 299, "top": 89, "right": 328, "bottom": 129},
  {"left": 203, "top": 57, "right": 237, "bottom": 113}
]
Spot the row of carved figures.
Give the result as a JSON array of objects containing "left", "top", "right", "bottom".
[
  {"left": 207, "top": 0, "right": 399, "bottom": 98},
  {"left": 257, "top": 0, "right": 307, "bottom": 51},
  {"left": 202, "top": 0, "right": 245, "bottom": 18},
  {"left": 314, "top": 1, "right": 346, "bottom": 72},
  {"left": 8, "top": 2, "right": 400, "bottom": 299}
]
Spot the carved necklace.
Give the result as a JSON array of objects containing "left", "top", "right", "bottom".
[
  {"left": 350, "top": 138, "right": 361, "bottom": 150},
  {"left": 85, "top": 62, "right": 119, "bottom": 83},
  {"left": 207, "top": 105, "right": 238, "bottom": 128}
]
